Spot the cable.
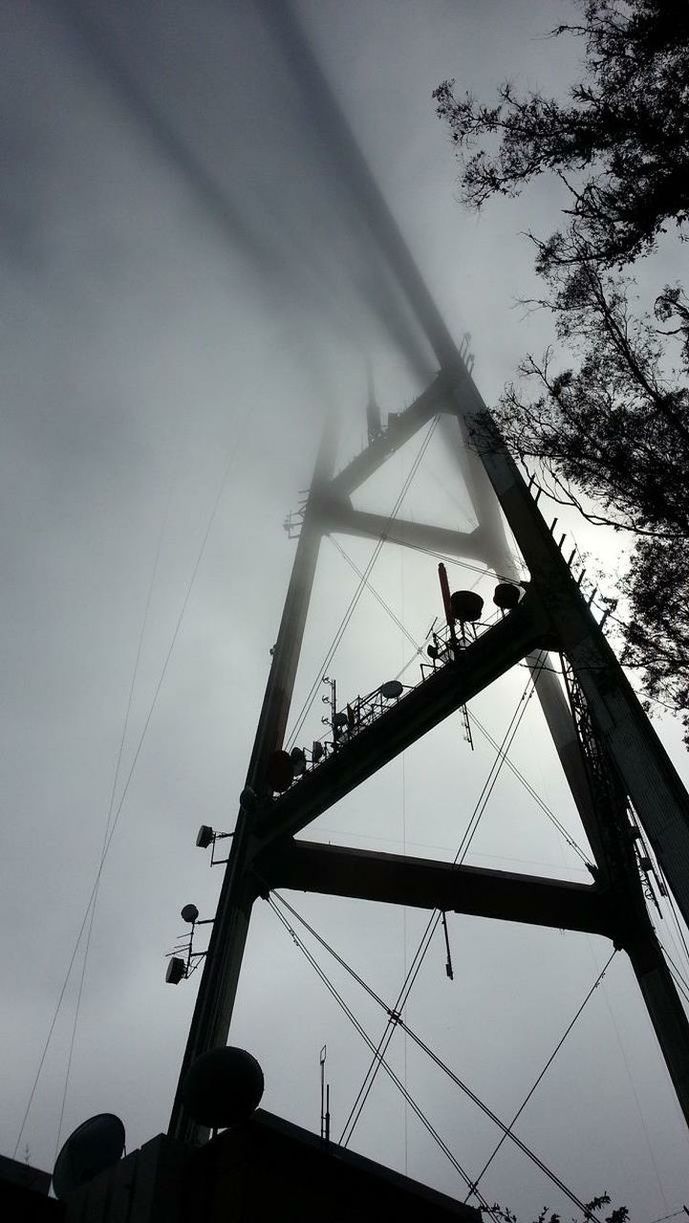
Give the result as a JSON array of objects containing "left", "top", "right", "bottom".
[
  {"left": 320, "top": 536, "right": 592, "bottom": 1150},
  {"left": 591, "top": 934, "right": 670, "bottom": 1209},
  {"left": 658, "top": 928, "right": 689, "bottom": 999},
  {"left": 330, "top": 536, "right": 590, "bottom": 867},
  {"left": 400, "top": 543, "right": 409, "bottom": 1176},
  {"left": 13, "top": 908, "right": 94, "bottom": 1159},
  {"left": 288, "top": 417, "right": 438, "bottom": 747},
  {"left": 51, "top": 475, "right": 176, "bottom": 1161},
  {"left": 330, "top": 536, "right": 418, "bottom": 650},
  {"left": 399, "top": 538, "right": 517, "bottom": 585},
  {"left": 14, "top": 438, "right": 242, "bottom": 1157},
  {"left": 467, "top": 713, "right": 591, "bottom": 865},
  {"left": 421, "top": 460, "right": 475, "bottom": 526},
  {"left": 267, "top": 896, "right": 496, "bottom": 1214},
  {"left": 269, "top": 890, "right": 605, "bottom": 1220},
  {"left": 659, "top": 862, "right": 689, "bottom": 981},
  {"left": 465, "top": 950, "right": 617, "bottom": 1200},
  {"left": 391, "top": 647, "right": 427, "bottom": 685},
  {"left": 659, "top": 944, "right": 689, "bottom": 1009},
  {"left": 285, "top": 416, "right": 438, "bottom": 750},
  {"left": 340, "top": 656, "right": 549, "bottom": 1148},
  {"left": 340, "top": 662, "right": 545, "bottom": 1147}
]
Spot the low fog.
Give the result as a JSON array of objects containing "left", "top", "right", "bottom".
[{"left": 3, "top": 1, "right": 689, "bottom": 1218}]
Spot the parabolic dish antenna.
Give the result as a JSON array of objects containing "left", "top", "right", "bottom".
[
  {"left": 380, "top": 679, "right": 404, "bottom": 700},
  {"left": 52, "top": 1113, "right": 125, "bottom": 1200},
  {"left": 181, "top": 1047, "right": 264, "bottom": 1129}
]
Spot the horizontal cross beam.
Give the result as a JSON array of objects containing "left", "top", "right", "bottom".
[
  {"left": 258, "top": 840, "right": 614, "bottom": 939},
  {"left": 317, "top": 500, "right": 486, "bottom": 563},
  {"left": 256, "top": 593, "right": 553, "bottom": 847},
  {"left": 329, "top": 377, "right": 445, "bottom": 498}
]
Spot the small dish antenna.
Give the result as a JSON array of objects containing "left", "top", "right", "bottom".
[
  {"left": 181, "top": 1047, "right": 264, "bottom": 1129},
  {"left": 52, "top": 1113, "right": 125, "bottom": 1200},
  {"left": 493, "top": 582, "right": 522, "bottom": 611},
  {"left": 450, "top": 590, "right": 484, "bottom": 623},
  {"left": 380, "top": 680, "right": 403, "bottom": 700}
]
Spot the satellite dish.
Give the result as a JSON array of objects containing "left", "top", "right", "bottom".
[
  {"left": 450, "top": 590, "right": 484, "bottom": 623},
  {"left": 181, "top": 1047, "right": 264, "bottom": 1129},
  {"left": 493, "top": 582, "right": 521, "bottom": 611},
  {"left": 380, "top": 680, "right": 403, "bottom": 700},
  {"left": 181, "top": 903, "right": 199, "bottom": 924},
  {"left": 52, "top": 1113, "right": 125, "bottom": 1200},
  {"left": 333, "top": 711, "right": 348, "bottom": 727},
  {"left": 266, "top": 750, "right": 294, "bottom": 793}
]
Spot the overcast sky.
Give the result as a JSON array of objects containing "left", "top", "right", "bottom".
[{"left": 3, "top": 1, "right": 689, "bottom": 1217}]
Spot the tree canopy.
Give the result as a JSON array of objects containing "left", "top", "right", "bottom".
[
  {"left": 434, "top": 0, "right": 689, "bottom": 738},
  {"left": 492, "top": 1196, "right": 627, "bottom": 1223}
]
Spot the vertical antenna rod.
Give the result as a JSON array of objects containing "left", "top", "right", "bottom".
[{"left": 320, "top": 1044, "right": 327, "bottom": 1140}]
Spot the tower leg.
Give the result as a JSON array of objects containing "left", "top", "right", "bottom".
[
  {"left": 168, "top": 421, "right": 336, "bottom": 1145},
  {"left": 625, "top": 928, "right": 689, "bottom": 1129},
  {"left": 449, "top": 371, "right": 689, "bottom": 931},
  {"left": 530, "top": 665, "right": 603, "bottom": 869},
  {"left": 443, "top": 404, "right": 603, "bottom": 859},
  {"left": 168, "top": 820, "right": 257, "bottom": 1144}
]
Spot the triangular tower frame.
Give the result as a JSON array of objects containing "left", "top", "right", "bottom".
[
  {"left": 169, "top": 361, "right": 689, "bottom": 1148},
  {"left": 168, "top": 0, "right": 689, "bottom": 1153}
]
